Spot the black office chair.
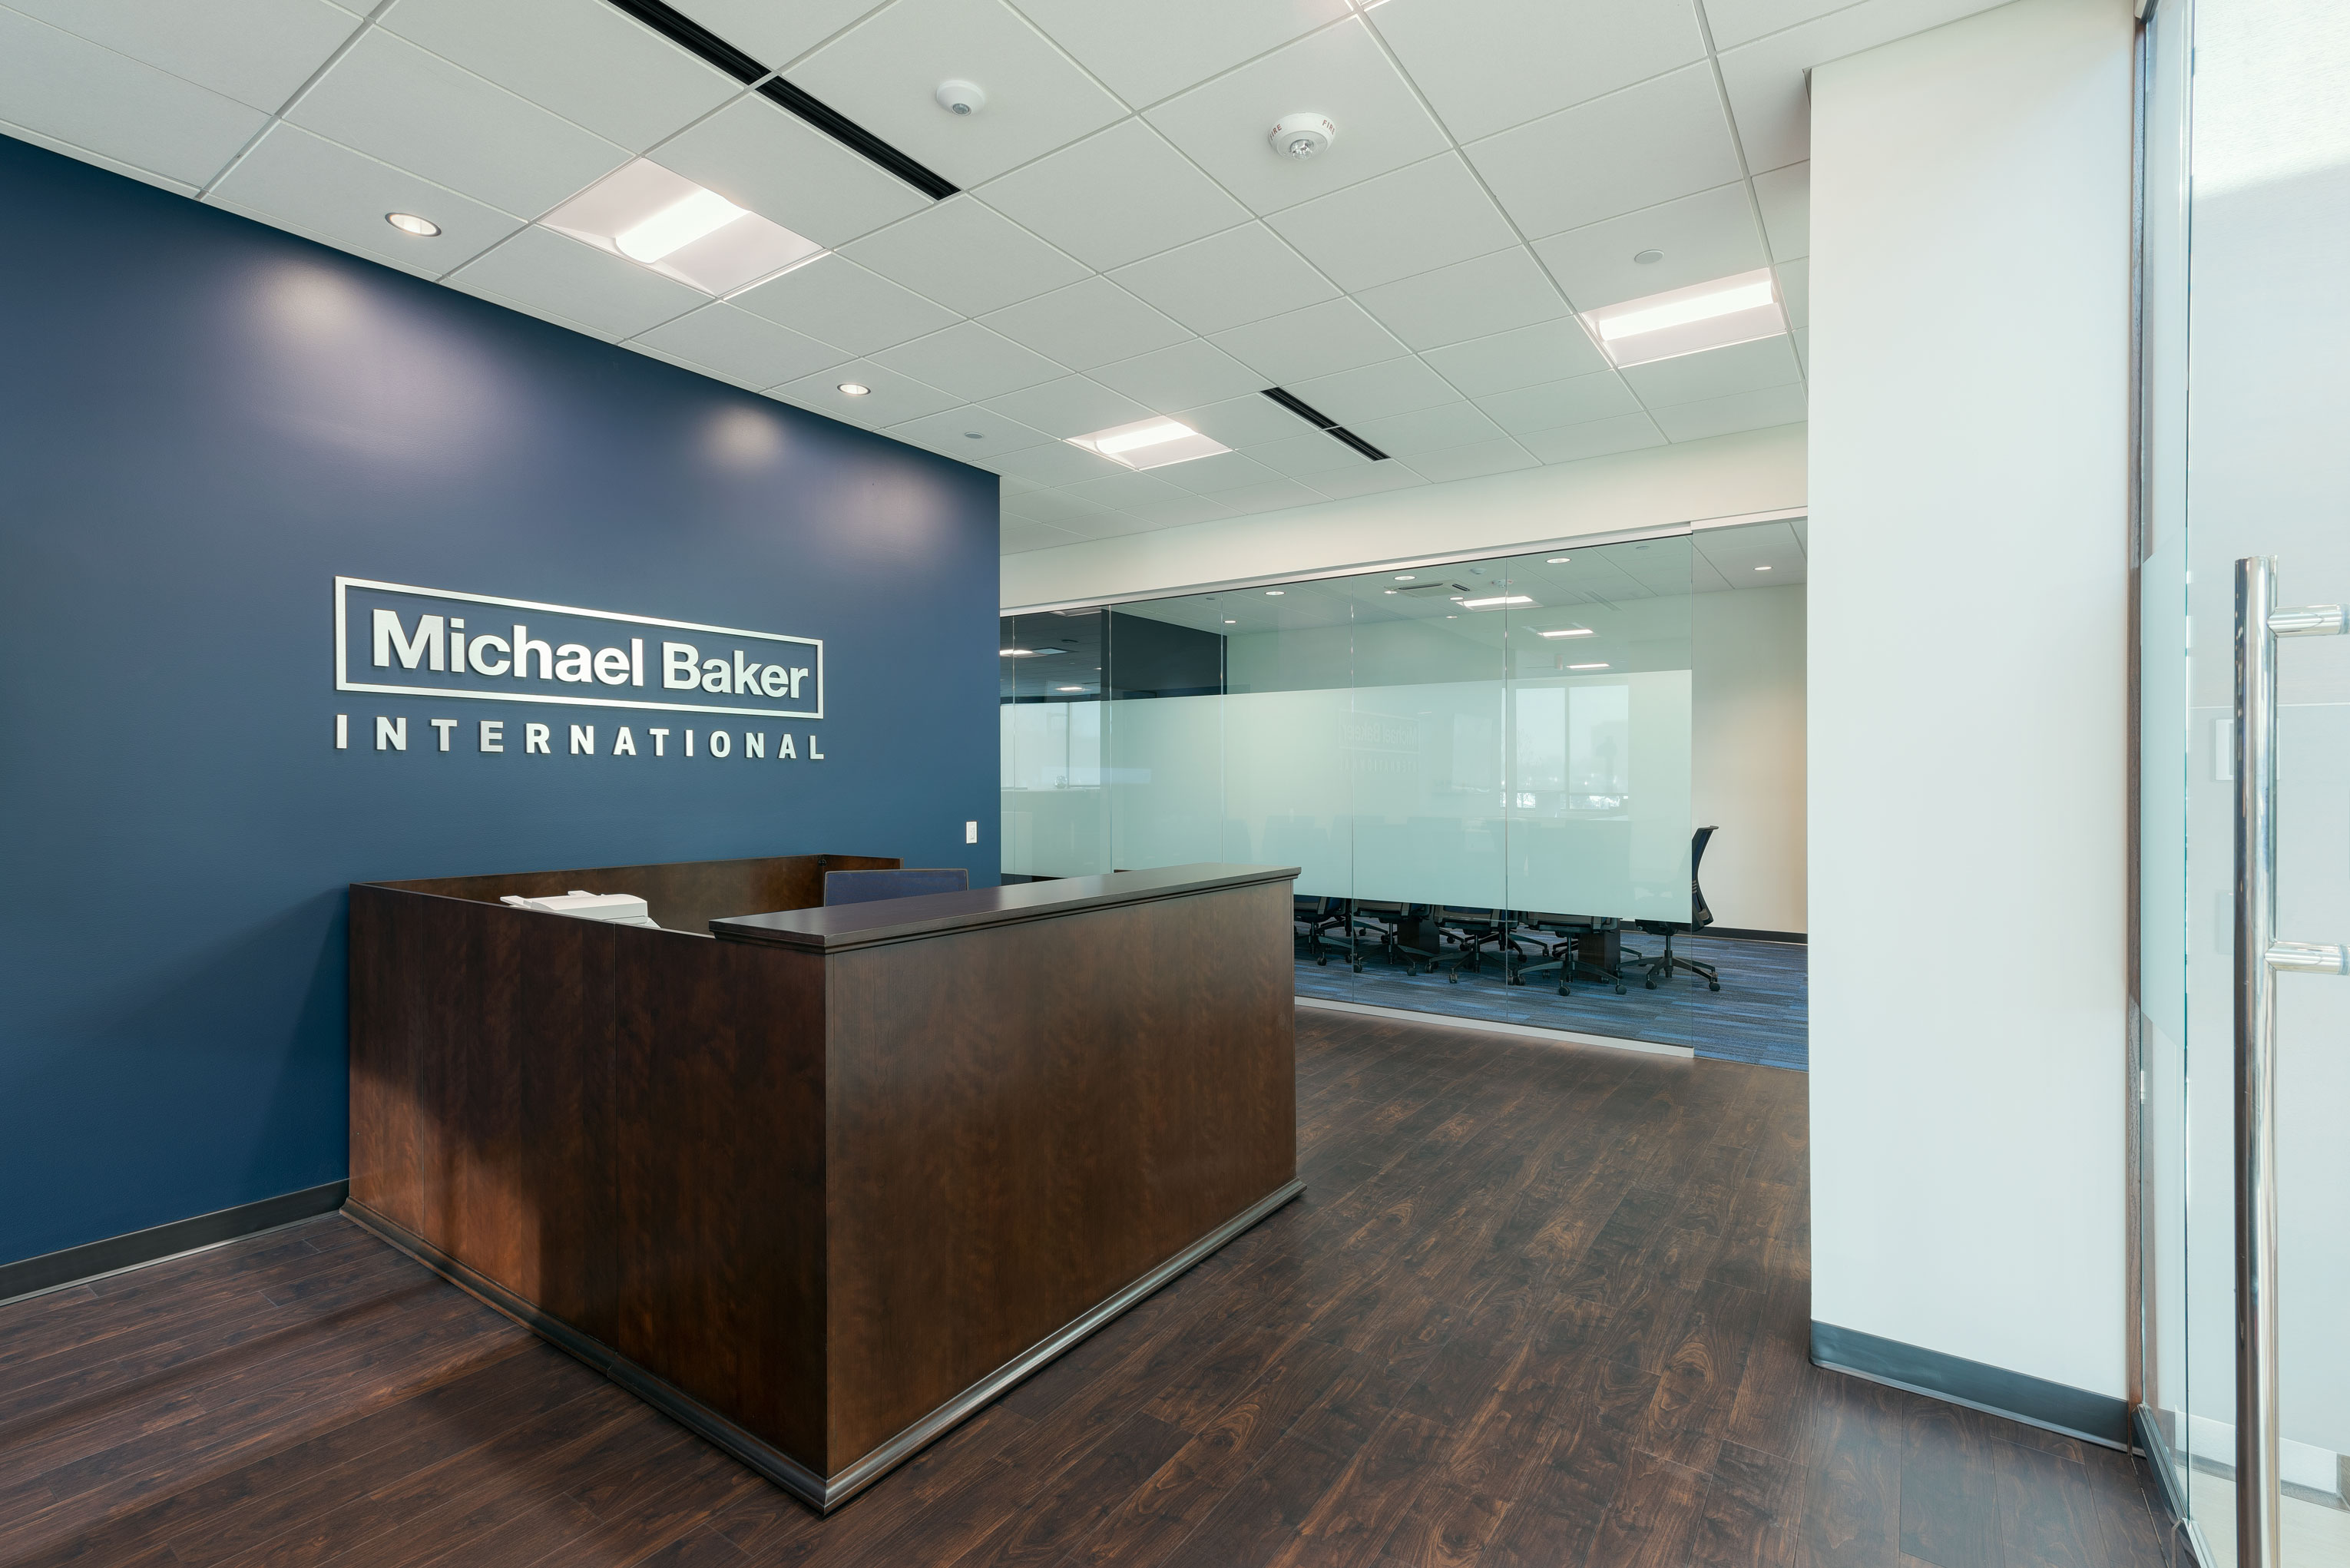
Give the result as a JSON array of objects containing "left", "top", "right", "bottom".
[
  {"left": 1508, "top": 912, "right": 1633, "bottom": 995},
  {"left": 1635, "top": 826, "right": 1720, "bottom": 991},
  {"left": 1339, "top": 899, "right": 1410, "bottom": 972},
  {"left": 822, "top": 868, "right": 970, "bottom": 905},
  {"left": 1431, "top": 907, "right": 1514, "bottom": 976},
  {"left": 1293, "top": 895, "right": 1352, "bottom": 964}
]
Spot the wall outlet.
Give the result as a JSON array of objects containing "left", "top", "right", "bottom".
[{"left": 965, "top": 820, "right": 978, "bottom": 844}]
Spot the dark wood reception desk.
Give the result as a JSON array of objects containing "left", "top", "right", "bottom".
[{"left": 346, "top": 855, "right": 1300, "bottom": 1511}]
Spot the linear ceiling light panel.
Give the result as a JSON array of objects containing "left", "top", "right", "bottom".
[
  {"left": 1581, "top": 268, "right": 1786, "bottom": 369},
  {"left": 1067, "top": 417, "right": 1230, "bottom": 471},
  {"left": 598, "top": 0, "right": 958, "bottom": 200},
  {"left": 544, "top": 160, "right": 823, "bottom": 296},
  {"left": 1259, "top": 387, "right": 1390, "bottom": 461}
]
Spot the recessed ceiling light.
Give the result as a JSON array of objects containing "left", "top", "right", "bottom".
[
  {"left": 1458, "top": 594, "right": 1534, "bottom": 609},
  {"left": 1569, "top": 662, "right": 1610, "bottom": 670},
  {"left": 541, "top": 159, "right": 824, "bottom": 296},
  {"left": 839, "top": 382, "right": 871, "bottom": 396},
  {"left": 1383, "top": 589, "right": 1398, "bottom": 594},
  {"left": 1633, "top": 249, "right": 1663, "bottom": 265},
  {"left": 999, "top": 647, "right": 1062, "bottom": 657},
  {"left": 385, "top": 212, "right": 440, "bottom": 237},
  {"left": 1224, "top": 619, "right": 1236, "bottom": 624},
  {"left": 1537, "top": 627, "right": 1596, "bottom": 638},
  {"left": 964, "top": 431, "right": 985, "bottom": 439},
  {"left": 1266, "top": 590, "right": 1285, "bottom": 596},
  {"left": 1067, "top": 416, "right": 1230, "bottom": 471},
  {"left": 1581, "top": 267, "right": 1786, "bottom": 369},
  {"left": 1057, "top": 685, "right": 1084, "bottom": 692},
  {"left": 1393, "top": 573, "right": 1415, "bottom": 581},
  {"left": 1756, "top": 564, "right": 1772, "bottom": 571},
  {"left": 1546, "top": 556, "right": 1571, "bottom": 564}
]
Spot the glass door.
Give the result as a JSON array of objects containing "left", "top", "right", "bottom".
[{"left": 2137, "top": 2, "right": 2350, "bottom": 1564}]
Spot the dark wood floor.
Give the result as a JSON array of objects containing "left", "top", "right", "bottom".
[{"left": 1, "top": 1011, "right": 2177, "bottom": 1568}]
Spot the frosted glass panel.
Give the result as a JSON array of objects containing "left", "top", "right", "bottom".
[
  {"left": 1220, "top": 690, "right": 1354, "bottom": 895},
  {"left": 999, "top": 699, "right": 1106, "bottom": 876},
  {"left": 1349, "top": 680, "right": 1507, "bottom": 908},
  {"left": 1508, "top": 672, "right": 1693, "bottom": 919}
]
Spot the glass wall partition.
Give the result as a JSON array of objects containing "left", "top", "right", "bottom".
[{"left": 1003, "top": 521, "right": 1806, "bottom": 1059}]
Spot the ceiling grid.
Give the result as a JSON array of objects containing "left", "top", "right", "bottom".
[{"left": 0, "top": 0, "right": 2001, "bottom": 552}]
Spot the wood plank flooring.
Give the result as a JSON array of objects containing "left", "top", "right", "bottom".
[{"left": 0, "top": 1010, "right": 2176, "bottom": 1568}]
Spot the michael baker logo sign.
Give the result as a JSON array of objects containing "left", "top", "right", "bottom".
[{"left": 333, "top": 577, "right": 827, "bottom": 759}]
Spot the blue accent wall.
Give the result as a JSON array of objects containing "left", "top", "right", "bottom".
[{"left": 0, "top": 138, "right": 1000, "bottom": 1269}]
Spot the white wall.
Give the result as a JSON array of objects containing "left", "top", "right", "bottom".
[
  {"left": 1809, "top": 0, "right": 2131, "bottom": 1398},
  {"left": 1693, "top": 583, "right": 1806, "bottom": 934},
  {"left": 1000, "top": 424, "right": 1806, "bottom": 610}
]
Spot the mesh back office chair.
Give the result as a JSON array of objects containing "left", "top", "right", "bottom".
[
  {"left": 822, "top": 868, "right": 970, "bottom": 905},
  {"left": 1294, "top": 896, "right": 1351, "bottom": 964},
  {"left": 1508, "top": 913, "right": 1632, "bottom": 995},
  {"left": 1634, "top": 826, "right": 1719, "bottom": 991}
]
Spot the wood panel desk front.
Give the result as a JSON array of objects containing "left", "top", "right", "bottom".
[{"left": 347, "top": 855, "right": 1300, "bottom": 1510}]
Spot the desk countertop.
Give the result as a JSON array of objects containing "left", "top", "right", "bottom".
[{"left": 710, "top": 862, "right": 1299, "bottom": 954}]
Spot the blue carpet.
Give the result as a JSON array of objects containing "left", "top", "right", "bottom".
[{"left": 1292, "top": 933, "right": 1809, "bottom": 1071}]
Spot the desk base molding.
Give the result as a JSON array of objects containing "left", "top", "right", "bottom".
[{"left": 343, "top": 1177, "right": 1306, "bottom": 1513}]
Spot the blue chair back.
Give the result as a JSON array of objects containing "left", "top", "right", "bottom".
[{"left": 822, "top": 868, "right": 970, "bottom": 907}]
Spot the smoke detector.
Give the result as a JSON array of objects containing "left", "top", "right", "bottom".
[
  {"left": 936, "top": 79, "right": 985, "bottom": 115},
  {"left": 1269, "top": 113, "right": 1336, "bottom": 160}
]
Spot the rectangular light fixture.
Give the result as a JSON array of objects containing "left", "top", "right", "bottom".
[
  {"left": 1457, "top": 594, "right": 1534, "bottom": 609},
  {"left": 1581, "top": 268, "right": 1786, "bottom": 369},
  {"left": 544, "top": 159, "right": 825, "bottom": 296},
  {"left": 999, "top": 647, "right": 1063, "bottom": 657},
  {"left": 1568, "top": 662, "right": 1610, "bottom": 670},
  {"left": 1067, "top": 416, "right": 1230, "bottom": 471},
  {"left": 1537, "top": 627, "right": 1595, "bottom": 638}
]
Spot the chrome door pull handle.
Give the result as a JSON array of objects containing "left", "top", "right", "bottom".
[{"left": 2265, "top": 941, "right": 2350, "bottom": 974}]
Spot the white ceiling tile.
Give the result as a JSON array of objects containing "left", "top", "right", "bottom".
[
  {"left": 1208, "top": 298, "right": 1406, "bottom": 385},
  {"left": 1753, "top": 160, "right": 1809, "bottom": 260},
  {"left": 1475, "top": 372, "right": 1641, "bottom": 435},
  {"left": 839, "top": 195, "right": 1087, "bottom": 316},
  {"left": 1405, "top": 438, "right": 1540, "bottom": 484},
  {"left": 1012, "top": 491, "right": 1134, "bottom": 530},
  {"left": 977, "top": 119, "right": 1250, "bottom": 271},
  {"left": 1466, "top": 65, "right": 1743, "bottom": 240},
  {"left": 1649, "top": 382, "right": 1807, "bottom": 440},
  {"left": 1203, "top": 478, "right": 1329, "bottom": 514},
  {"left": 1057, "top": 471, "right": 1191, "bottom": 510},
  {"left": 770, "top": 358, "right": 962, "bottom": 426},
  {"left": 1369, "top": 0, "right": 1706, "bottom": 142},
  {"left": 1144, "top": 19, "right": 1449, "bottom": 215},
  {"left": 1777, "top": 256, "right": 1809, "bottom": 329},
  {"left": 1007, "top": 0, "right": 1345, "bottom": 108},
  {"left": 730, "top": 254, "right": 960, "bottom": 355},
  {"left": 0, "top": 8, "right": 267, "bottom": 188},
  {"left": 1173, "top": 394, "right": 1313, "bottom": 450},
  {"left": 650, "top": 96, "right": 929, "bottom": 249},
  {"left": 1284, "top": 358, "right": 1461, "bottom": 425},
  {"left": 978, "top": 277, "right": 1190, "bottom": 370},
  {"left": 1158, "top": 451, "right": 1282, "bottom": 495},
  {"left": 1249, "top": 433, "right": 1374, "bottom": 478},
  {"left": 1421, "top": 319, "right": 1609, "bottom": 396},
  {"left": 1714, "top": 0, "right": 2009, "bottom": 171},
  {"left": 664, "top": 0, "right": 885, "bottom": 70},
  {"left": 2, "top": 122, "right": 197, "bottom": 197},
  {"left": 1085, "top": 339, "right": 1266, "bottom": 411},
  {"left": 207, "top": 124, "right": 522, "bottom": 275},
  {"left": 285, "top": 31, "right": 627, "bottom": 217},
  {"left": 887, "top": 404, "right": 1051, "bottom": 459},
  {"left": 380, "top": 0, "right": 737, "bottom": 153},
  {"left": 1309, "top": 462, "right": 1427, "bottom": 500},
  {"left": 988, "top": 438, "right": 1132, "bottom": 485},
  {"left": 631, "top": 302, "right": 848, "bottom": 387},
  {"left": 624, "top": 339, "right": 766, "bottom": 391},
  {"left": 449, "top": 225, "right": 706, "bottom": 339},
  {"left": 873, "top": 321, "right": 1065, "bottom": 400},
  {"left": 1266, "top": 154, "right": 1518, "bottom": 293},
  {"left": 1106, "top": 223, "right": 1339, "bottom": 336},
  {"left": 1792, "top": 325, "right": 1809, "bottom": 375},
  {"left": 981, "top": 374, "right": 1153, "bottom": 438},
  {"left": 11, "top": 0, "right": 359, "bottom": 112},
  {"left": 1117, "top": 492, "right": 1241, "bottom": 527},
  {"left": 1349, "top": 401, "right": 1507, "bottom": 456},
  {"left": 792, "top": 0, "right": 1127, "bottom": 188},
  {"left": 1002, "top": 518, "right": 1088, "bottom": 552},
  {"left": 1702, "top": 0, "right": 1882, "bottom": 52},
  {"left": 1353, "top": 247, "right": 1568, "bottom": 352},
  {"left": 1531, "top": 184, "right": 1767, "bottom": 311},
  {"left": 1620, "top": 333, "right": 1802, "bottom": 406}
]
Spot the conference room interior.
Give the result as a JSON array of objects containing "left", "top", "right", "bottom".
[{"left": 5, "top": 0, "right": 2325, "bottom": 1564}]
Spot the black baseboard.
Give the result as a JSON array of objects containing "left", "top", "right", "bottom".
[
  {"left": 1705, "top": 928, "right": 1806, "bottom": 944},
  {"left": 0, "top": 1180, "right": 349, "bottom": 1307},
  {"left": 1812, "top": 1321, "right": 2130, "bottom": 1449}
]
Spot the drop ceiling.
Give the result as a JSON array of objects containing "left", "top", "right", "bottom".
[{"left": 0, "top": 0, "right": 2000, "bottom": 554}]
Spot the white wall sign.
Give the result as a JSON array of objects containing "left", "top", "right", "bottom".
[{"left": 334, "top": 577, "right": 824, "bottom": 720}]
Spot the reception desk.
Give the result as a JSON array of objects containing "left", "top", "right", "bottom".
[{"left": 346, "top": 855, "right": 1300, "bottom": 1510}]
